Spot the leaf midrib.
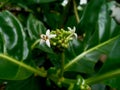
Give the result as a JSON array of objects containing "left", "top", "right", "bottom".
[{"left": 64, "top": 34, "right": 120, "bottom": 70}]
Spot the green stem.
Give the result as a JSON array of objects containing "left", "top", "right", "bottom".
[
  {"left": 64, "top": 35, "right": 120, "bottom": 70},
  {"left": 86, "top": 69, "right": 120, "bottom": 85},
  {"left": 0, "top": 54, "right": 47, "bottom": 77},
  {"left": 61, "top": 69, "right": 120, "bottom": 87},
  {"left": 31, "top": 39, "right": 40, "bottom": 49},
  {"left": 60, "top": 52, "right": 65, "bottom": 78},
  {"left": 73, "top": 0, "right": 80, "bottom": 23},
  {"left": 66, "top": 32, "right": 75, "bottom": 40},
  {"left": 62, "top": 78, "right": 76, "bottom": 85}
]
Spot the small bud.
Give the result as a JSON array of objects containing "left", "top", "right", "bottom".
[
  {"left": 58, "top": 40, "right": 62, "bottom": 43},
  {"left": 53, "top": 42, "right": 56, "bottom": 46},
  {"left": 49, "top": 27, "right": 77, "bottom": 51},
  {"left": 64, "top": 44, "right": 68, "bottom": 48},
  {"left": 64, "top": 39, "right": 68, "bottom": 43}
]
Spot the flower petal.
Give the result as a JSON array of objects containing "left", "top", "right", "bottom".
[
  {"left": 40, "top": 39, "right": 45, "bottom": 45},
  {"left": 73, "top": 26, "right": 76, "bottom": 31},
  {"left": 46, "top": 29, "right": 50, "bottom": 36},
  {"left": 67, "top": 27, "right": 72, "bottom": 31},
  {"left": 74, "top": 33, "right": 78, "bottom": 38},
  {"left": 49, "top": 34, "right": 56, "bottom": 38},
  {"left": 46, "top": 39, "right": 50, "bottom": 47},
  {"left": 68, "top": 26, "right": 76, "bottom": 32}
]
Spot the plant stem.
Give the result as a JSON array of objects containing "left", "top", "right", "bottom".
[
  {"left": 60, "top": 52, "right": 65, "bottom": 78},
  {"left": 62, "top": 78, "right": 76, "bottom": 86},
  {"left": 73, "top": 0, "right": 80, "bottom": 23},
  {"left": 85, "top": 69, "right": 120, "bottom": 85},
  {"left": 31, "top": 39, "right": 40, "bottom": 49},
  {"left": 0, "top": 54, "right": 47, "bottom": 77},
  {"left": 61, "top": 69, "right": 120, "bottom": 87}
]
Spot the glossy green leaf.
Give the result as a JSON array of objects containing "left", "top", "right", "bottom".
[
  {"left": 64, "top": 39, "right": 95, "bottom": 73},
  {"left": 27, "top": 14, "right": 46, "bottom": 40},
  {"left": 77, "top": 0, "right": 105, "bottom": 35},
  {"left": 63, "top": 1, "right": 120, "bottom": 74},
  {"left": 98, "top": 38, "right": 120, "bottom": 89},
  {"left": 99, "top": 38, "right": 120, "bottom": 74},
  {"left": 0, "top": 11, "right": 32, "bottom": 80},
  {"left": 64, "top": 36, "right": 119, "bottom": 74}
]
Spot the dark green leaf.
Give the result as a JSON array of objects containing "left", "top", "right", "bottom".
[
  {"left": 45, "top": 11, "right": 62, "bottom": 29},
  {"left": 77, "top": 0, "right": 105, "bottom": 33},
  {"left": 65, "top": 1, "right": 120, "bottom": 74},
  {"left": 91, "top": 84, "right": 106, "bottom": 90},
  {"left": 27, "top": 14, "right": 46, "bottom": 40},
  {"left": 9, "top": 0, "right": 56, "bottom": 5},
  {"left": 0, "top": 33, "right": 4, "bottom": 53},
  {"left": 38, "top": 0, "right": 56, "bottom": 3},
  {"left": 6, "top": 76, "right": 40, "bottom": 90},
  {"left": 0, "top": 11, "right": 32, "bottom": 80},
  {"left": 37, "top": 43, "right": 54, "bottom": 54},
  {"left": 98, "top": 37, "right": 120, "bottom": 89},
  {"left": 99, "top": 38, "right": 120, "bottom": 74}
]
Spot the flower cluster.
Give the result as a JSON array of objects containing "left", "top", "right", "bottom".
[{"left": 40, "top": 27, "right": 77, "bottom": 51}]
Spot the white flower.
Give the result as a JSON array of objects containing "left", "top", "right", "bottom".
[
  {"left": 67, "top": 26, "right": 77, "bottom": 38},
  {"left": 40, "top": 29, "right": 56, "bottom": 47},
  {"left": 110, "top": 4, "right": 120, "bottom": 24}
]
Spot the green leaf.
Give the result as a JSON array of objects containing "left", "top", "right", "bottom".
[
  {"left": 38, "top": 0, "right": 56, "bottom": 3},
  {"left": 91, "top": 84, "right": 106, "bottom": 90},
  {"left": 64, "top": 35, "right": 119, "bottom": 73},
  {"left": 77, "top": 0, "right": 105, "bottom": 35},
  {"left": 66, "top": 15, "right": 77, "bottom": 27},
  {"left": 65, "top": 39, "right": 95, "bottom": 73},
  {"left": 9, "top": 0, "right": 56, "bottom": 5},
  {"left": 98, "top": 38, "right": 120, "bottom": 89},
  {"left": 99, "top": 38, "right": 120, "bottom": 74},
  {"left": 64, "top": 1, "right": 120, "bottom": 74},
  {"left": 85, "top": 37, "right": 120, "bottom": 88},
  {"left": 0, "top": 10, "right": 32, "bottom": 80},
  {"left": 45, "top": 11, "right": 62, "bottom": 29},
  {"left": 27, "top": 14, "right": 46, "bottom": 41},
  {"left": 0, "top": 33, "right": 4, "bottom": 53},
  {"left": 0, "top": 11, "right": 29, "bottom": 60},
  {"left": 104, "top": 77, "right": 120, "bottom": 90},
  {"left": 37, "top": 43, "right": 54, "bottom": 54},
  {"left": 6, "top": 76, "right": 41, "bottom": 90},
  {"left": 69, "top": 0, "right": 108, "bottom": 73},
  {"left": 83, "top": 2, "right": 110, "bottom": 49}
]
